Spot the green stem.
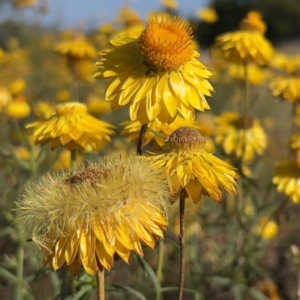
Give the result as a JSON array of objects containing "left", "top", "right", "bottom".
[
  {"left": 137, "top": 124, "right": 148, "bottom": 156},
  {"left": 242, "top": 63, "right": 250, "bottom": 157},
  {"left": 178, "top": 194, "right": 186, "bottom": 300},
  {"left": 16, "top": 245, "right": 24, "bottom": 300},
  {"left": 96, "top": 270, "right": 105, "bottom": 300},
  {"left": 156, "top": 239, "right": 165, "bottom": 300},
  {"left": 71, "top": 58, "right": 79, "bottom": 102},
  {"left": 71, "top": 150, "right": 77, "bottom": 170},
  {"left": 28, "top": 139, "right": 38, "bottom": 181},
  {"left": 238, "top": 63, "right": 250, "bottom": 222},
  {"left": 146, "top": 127, "right": 168, "bottom": 140}
]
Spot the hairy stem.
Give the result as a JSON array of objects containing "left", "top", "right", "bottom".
[
  {"left": 97, "top": 270, "right": 105, "bottom": 300},
  {"left": 178, "top": 194, "right": 186, "bottom": 300}
]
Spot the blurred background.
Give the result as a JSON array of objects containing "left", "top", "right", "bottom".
[{"left": 1, "top": 0, "right": 300, "bottom": 299}]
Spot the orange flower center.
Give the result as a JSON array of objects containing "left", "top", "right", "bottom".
[
  {"left": 167, "top": 127, "right": 206, "bottom": 151},
  {"left": 138, "top": 16, "right": 194, "bottom": 71},
  {"left": 56, "top": 102, "right": 87, "bottom": 116}
]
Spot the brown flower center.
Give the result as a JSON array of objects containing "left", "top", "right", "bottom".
[
  {"left": 167, "top": 127, "right": 206, "bottom": 151},
  {"left": 66, "top": 167, "right": 110, "bottom": 186}
]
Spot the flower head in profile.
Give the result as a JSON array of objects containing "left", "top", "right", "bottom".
[
  {"left": 215, "top": 112, "right": 268, "bottom": 163},
  {"left": 27, "top": 102, "right": 115, "bottom": 152},
  {"left": 269, "top": 76, "right": 300, "bottom": 104},
  {"left": 145, "top": 127, "right": 238, "bottom": 204},
  {"left": 271, "top": 53, "right": 300, "bottom": 74},
  {"left": 273, "top": 160, "right": 300, "bottom": 204},
  {"left": 212, "top": 11, "right": 274, "bottom": 65},
  {"left": 95, "top": 15, "right": 214, "bottom": 124},
  {"left": 55, "top": 32, "right": 97, "bottom": 60},
  {"left": 15, "top": 154, "right": 170, "bottom": 276}
]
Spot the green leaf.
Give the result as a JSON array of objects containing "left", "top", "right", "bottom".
[
  {"left": 106, "top": 284, "right": 147, "bottom": 300},
  {"left": 71, "top": 285, "right": 93, "bottom": 300},
  {"left": 135, "top": 254, "right": 161, "bottom": 299},
  {"left": 249, "top": 288, "right": 271, "bottom": 300},
  {"left": 0, "top": 267, "right": 17, "bottom": 284},
  {"left": 232, "top": 284, "right": 248, "bottom": 300},
  {"left": 204, "top": 275, "right": 231, "bottom": 286}
]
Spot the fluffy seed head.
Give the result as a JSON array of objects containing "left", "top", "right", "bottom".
[{"left": 15, "top": 153, "right": 170, "bottom": 276}]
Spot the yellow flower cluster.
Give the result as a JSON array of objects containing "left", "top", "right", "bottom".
[{"left": 215, "top": 112, "right": 268, "bottom": 163}]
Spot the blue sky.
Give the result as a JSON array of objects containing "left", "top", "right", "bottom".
[{"left": 7, "top": 0, "right": 211, "bottom": 29}]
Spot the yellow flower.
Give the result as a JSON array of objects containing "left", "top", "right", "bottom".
[
  {"left": 56, "top": 33, "right": 97, "bottom": 60},
  {"left": 86, "top": 95, "right": 111, "bottom": 117},
  {"left": 14, "top": 0, "right": 37, "bottom": 8},
  {"left": 16, "top": 154, "right": 169, "bottom": 276},
  {"left": 33, "top": 101, "right": 54, "bottom": 120},
  {"left": 14, "top": 146, "right": 30, "bottom": 160},
  {"left": 290, "top": 134, "right": 300, "bottom": 151},
  {"left": 196, "top": 112, "right": 216, "bottom": 153},
  {"left": 145, "top": 127, "right": 238, "bottom": 203},
  {"left": 269, "top": 76, "right": 300, "bottom": 104},
  {"left": 95, "top": 15, "right": 214, "bottom": 124},
  {"left": 112, "top": 24, "right": 146, "bottom": 40},
  {"left": 271, "top": 53, "right": 300, "bottom": 74},
  {"left": 52, "top": 149, "right": 84, "bottom": 171},
  {"left": 98, "top": 23, "right": 114, "bottom": 35},
  {"left": 228, "top": 63, "right": 267, "bottom": 86},
  {"left": 27, "top": 102, "right": 115, "bottom": 152},
  {"left": 197, "top": 7, "right": 218, "bottom": 23},
  {"left": 77, "top": 59, "right": 96, "bottom": 82},
  {"left": 5, "top": 96, "right": 31, "bottom": 119},
  {"left": 255, "top": 280, "right": 281, "bottom": 300},
  {"left": 215, "top": 112, "right": 268, "bottom": 163},
  {"left": 0, "top": 86, "right": 12, "bottom": 111},
  {"left": 239, "top": 11, "right": 266, "bottom": 34},
  {"left": 273, "top": 160, "right": 300, "bottom": 204},
  {"left": 161, "top": 0, "right": 178, "bottom": 10},
  {"left": 122, "top": 116, "right": 201, "bottom": 150},
  {"left": 9, "top": 78, "right": 27, "bottom": 96},
  {"left": 258, "top": 218, "right": 278, "bottom": 240},
  {"left": 115, "top": 6, "right": 142, "bottom": 26},
  {"left": 212, "top": 12, "right": 273, "bottom": 65}
]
